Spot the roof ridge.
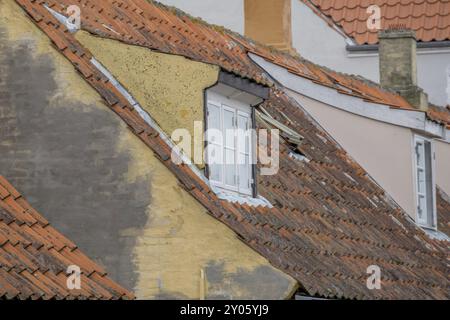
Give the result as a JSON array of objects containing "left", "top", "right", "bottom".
[{"left": 155, "top": 1, "right": 409, "bottom": 107}]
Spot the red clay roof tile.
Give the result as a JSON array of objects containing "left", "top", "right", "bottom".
[
  {"left": 0, "top": 176, "right": 134, "bottom": 300},
  {"left": 437, "top": 187, "right": 450, "bottom": 237},
  {"left": 303, "top": 0, "right": 450, "bottom": 44}
]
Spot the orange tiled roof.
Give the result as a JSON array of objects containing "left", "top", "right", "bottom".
[
  {"left": 428, "top": 105, "right": 450, "bottom": 129},
  {"left": 23, "top": 0, "right": 450, "bottom": 124},
  {"left": 13, "top": 0, "right": 450, "bottom": 299},
  {"left": 0, "top": 176, "right": 134, "bottom": 300},
  {"left": 303, "top": 0, "right": 450, "bottom": 45},
  {"left": 437, "top": 187, "right": 450, "bottom": 237}
]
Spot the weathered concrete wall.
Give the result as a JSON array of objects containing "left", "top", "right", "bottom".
[{"left": 0, "top": 0, "right": 297, "bottom": 299}]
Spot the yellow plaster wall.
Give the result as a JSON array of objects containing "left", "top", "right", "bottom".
[
  {"left": 122, "top": 133, "right": 297, "bottom": 299},
  {"left": 2, "top": 0, "right": 298, "bottom": 299},
  {"left": 76, "top": 31, "right": 297, "bottom": 299},
  {"left": 76, "top": 31, "right": 219, "bottom": 166}
]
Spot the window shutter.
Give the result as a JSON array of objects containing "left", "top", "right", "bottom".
[
  {"left": 415, "top": 140, "right": 427, "bottom": 224},
  {"left": 414, "top": 137, "right": 435, "bottom": 228}
]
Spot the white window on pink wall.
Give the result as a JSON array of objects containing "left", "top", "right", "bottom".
[{"left": 413, "top": 135, "right": 436, "bottom": 229}]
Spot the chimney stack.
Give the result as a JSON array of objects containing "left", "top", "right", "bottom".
[
  {"left": 244, "top": 0, "right": 294, "bottom": 53},
  {"left": 378, "top": 29, "right": 428, "bottom": 111}
]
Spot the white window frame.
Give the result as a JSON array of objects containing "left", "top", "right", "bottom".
[
  {"left": 206, "top": 92, "right": 254, "bottom": 197},
  {"left": 412, "top": 134, "right": 437, "bottom": 230}
]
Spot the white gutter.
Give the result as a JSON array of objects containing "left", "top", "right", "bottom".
[{"left": 249, "top": 52, "right": 447, "bottom": 141}]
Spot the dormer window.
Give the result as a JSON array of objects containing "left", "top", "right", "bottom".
[
  {"left": 206, "top": 92, "right": 253, "bottom": 196},
  {"left": 413, "top": 135, "right": 436, "bottom": 229},
  {"left": 205, "top": 72, "right": 269, "bottom": 198}
]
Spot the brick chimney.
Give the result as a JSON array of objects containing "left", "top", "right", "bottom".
[
  {"left": 378, "top": 29, "right": 428, "bottom": 111},
  {"left": 244, "top": 0, "right": 294, "bottom": 53}
]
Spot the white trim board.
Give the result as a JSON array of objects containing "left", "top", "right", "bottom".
[{"left": 249, "top": 53, "right": 447, "bottom": 141}]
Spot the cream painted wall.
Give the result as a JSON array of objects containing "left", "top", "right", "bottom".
[
  {"left": 293, "top": 92, "right": 417, "bottom": 219},
  {"left": 435, "top": 139, "right": 450, "bottom": 195}
]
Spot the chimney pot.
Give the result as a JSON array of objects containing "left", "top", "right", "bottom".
[{"left": 244, "top": 0, "right": 294, "bottom": 53}]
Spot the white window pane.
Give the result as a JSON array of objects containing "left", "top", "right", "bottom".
[
  {"left": 418, "top": 195, "right": 427, "bottom": 222},
  {"left": 238, "top": 154, "right": 251, "bottom": 192},
  {"left": 417, "top": 168, "right": 426, "bottom": 194},
  {"left": 206, "top": 128, "right": 223, "bottom": 147},
  {"left": 209, "top": 163, "right": 222, "bottom": 182},
  {"left": 206, "top": 142, "right": 223, "bottom": 183},
  {"left": 416, "top": 142, "right": 425, "bottom": 167},
  {"left": 224, "top": 109, "right": 235, "bottom": 149},
  {"left": 225, "top": 148, "right": 235, "bottom": 166},
  {"left": 238, "top": 113, "right": 249, "bottom": 130},
  {"left": 207, "top": 144, "right": 223, "bottom": 164},
  {"left": 237, "top": 131, "right": 248, "bottom": 156},
  {"left": 225, "top": 148, "right": 236, "bottom": 187},
  {"left": 237, "top": 114, "right": 250, "bottom": 154},
  {"left": 208, "top": 104, "right": 221, "bottom": 130},
  {"left": 223, "top": 108, "right": 235, "bottom": 130},
  {"left": 224, "top": 129, "right": 236, "bottom": 150},
  {"left": 225, "top": 164, "right": 236, "bottom": 187}
]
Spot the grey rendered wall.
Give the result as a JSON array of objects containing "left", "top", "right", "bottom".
[{"left": 0, "top": 24, "right": 151, "bottom": 292}]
